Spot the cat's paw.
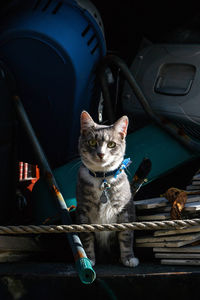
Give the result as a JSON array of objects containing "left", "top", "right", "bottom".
[{"left": 121, "top": 256, "right": 139, "bottom": 268}]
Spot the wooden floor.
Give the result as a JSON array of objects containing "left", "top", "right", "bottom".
[
  {"left": 0, "top": 261, "right": 199, "bottom": 299},
  {"left": 0, "top": 261, "right": 199, "bottom": 277}
]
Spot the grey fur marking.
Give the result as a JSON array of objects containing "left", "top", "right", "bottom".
[{"left": 76, "top": 111, "right": 139, "bottom": 267}]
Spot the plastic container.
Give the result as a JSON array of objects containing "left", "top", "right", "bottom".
[{"left": 0, "top": 0, "right": 106, "bottom": 167}]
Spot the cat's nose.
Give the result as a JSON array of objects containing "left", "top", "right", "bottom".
[{"left": 97, "top": 153, "right": 105, "bottom": 159}]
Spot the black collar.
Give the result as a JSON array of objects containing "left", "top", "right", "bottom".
[
  {"left": 88, "top": 167, "right": 119, "bottom": 178},
  {"left": 83, "top": 158, "right": 131, "bottom": 179}
]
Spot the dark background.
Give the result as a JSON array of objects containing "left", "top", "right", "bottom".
[
  {"left": 93, "top": 1, "right": 200, "bottom": 63},
  {"left": 1, "top": 0, "right": 200, "bottom": 192},
  {"left": 1, "top": 0, "right": 200, "bottom": 64}
]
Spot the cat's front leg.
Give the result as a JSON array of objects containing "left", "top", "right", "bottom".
[
  {"left": 118, "top": 231, "right": 139, "bottom": 267},
  {"left": 76, "top": 208, "right": 96, "bottom": 266},
  {"left": 117, "top": 201, "right": 139, "bottom": 267},
  {"left": 79, "top": 232, "right": 96, "bottom": 266}
]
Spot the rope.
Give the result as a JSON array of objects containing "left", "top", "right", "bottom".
[{"left": 1, "top": 218, "right": 200, "bottom": 235}]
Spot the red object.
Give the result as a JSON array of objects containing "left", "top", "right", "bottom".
[
  {"left": 19, "top": 162, "right": 40, "bottom": 191},
  {"left": 19, "top": 162, "right": 23, "bottom": 181}
]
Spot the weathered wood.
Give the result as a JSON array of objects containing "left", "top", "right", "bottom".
[
  {"left": 0, "top": 252, "right": 34, "bottom": 262},
  {"left": 137, "top": 232, "right": 200, "bottom": 243},
  {"left": 154, "top": 226, "right": 200, "bottom": 237},
  {"left": 186, "top": 185, "right": 200, "bottom": 191},
  {"left": 136, "top": 239, "right": 198, "bottom": 248},
  {"left": 192, "top": 180, "right": 200, "bottom": 186},
  {"left": 161, "top": 259, "right": 200, "bottom": 266},
  {"left": 137, "top": 213, "right": 170, "bottom": 221},
  {"left": 135, "top": 196, "right": 200, "bottom": 210},
  {"left": 0, "top": 236, "right": 43, "bottom": 252},
  {"left": 183, "top": 202, "right": 200, "bottom": 211},
  {"left": 155, "top": 253, "right": 200, "bottom": 259},
  {"left": 193, "top": 173, "right": 200, "bottom": 180},
  {"left": 155, "top": 202, "right": 200, "bottom": 213},
  {"left": 134, "top": 197, "right": 168, "bottom": 210},
  {"left": 153, "top": 245, "right": 200, "bottom": 253}
]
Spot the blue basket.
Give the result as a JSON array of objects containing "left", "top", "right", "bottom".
[{"left": 0, "top": 0, "right": 106, "bottom": 167}]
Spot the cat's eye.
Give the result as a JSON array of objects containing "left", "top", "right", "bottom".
[
  {"left": 107, "top": 141, "right": 116, "bottom": 148},
  {"left": 88, "top": 139, "right": 97, "bottom": 147}
]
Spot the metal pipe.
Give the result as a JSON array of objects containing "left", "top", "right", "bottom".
[
  {"left": 13, "top": 95, "right": 96, "bottom": 284},
  {"left": 98, "top": 64, "right": 115, "bottom": 124},
  {"left": 99, "top": 55, "right": 200, "bottom": 154}
]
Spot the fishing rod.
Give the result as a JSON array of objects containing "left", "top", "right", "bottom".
[{"left": 13, "top": 95, "right": 96, "bottom": 284}]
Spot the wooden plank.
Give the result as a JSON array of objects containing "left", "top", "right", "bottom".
[
  {"left": 136, "top": 239, "right": 199, "bottom": 248},
  {"left": 134, "top": 197, "right": 168, "bottom": 210},
  {"left": 186, "top": 185, "right": 200, "bottom": 191},
  {"left": 0, "top": 236, "right": 43, "bottom": 252},
  {"left": 157, "top": 206, "right": 171, "bottom": 212},
  {"left": 192, "top": 180, "right": 200, "bottom": 186},
  {"left": 137, "top": 232, "right": 200, "bottom": 244},
  {"left": 153, "top": 245, "right": 200, "bottom": 253},
  {"left": 0, "top": 252, "right": 34, "bottom": 262},
  {"left": 193, "top": 173, "right": 200, "bottom": 180},
  {"left": 154, "top": 226, "right": 200, "bottom": 237},
  {"left": 184, "top": 202, "right": 200, "bottom": 211},
  {"left": 161, "top": 259, "right": 200, "bottom": 266},
  {"left": 135, "top": 196, "right": 200, "bottom": 210},
  {"left": 155, "top": 253, "right": 200, "bottom": 259},
  {"left": 137, "top": 213, "right": 170, "bottom": 221},
  {"left": 157, "top": 202, "right": 200, "bottom": 213},
  {"left": 187, "top": 196, "right": 200, "bottom": 202}
]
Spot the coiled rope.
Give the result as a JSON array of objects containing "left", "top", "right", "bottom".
[{"left": 1, "top": 219, "right": 200, "bottom": 235}]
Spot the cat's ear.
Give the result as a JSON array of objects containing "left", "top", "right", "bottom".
[
  {"left": 80, "top": 111, "right": 95, "bottom": 134},
  {"left": 114, "top": 116, "right": 129, "bottom": 139}
]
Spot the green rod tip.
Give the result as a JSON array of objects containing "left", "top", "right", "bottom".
[{"left": 76, "top": 257, "right": 96, "bottom": 284}]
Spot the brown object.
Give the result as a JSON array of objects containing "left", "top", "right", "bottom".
[{"left": 163, "top": 187, "right": 187, "bottom": 220}]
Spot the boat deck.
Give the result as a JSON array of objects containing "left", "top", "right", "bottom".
[{"left": 0, "top": 262, "right": 199, "bottom": 299}]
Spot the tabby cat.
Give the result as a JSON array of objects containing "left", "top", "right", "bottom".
[{"left": 76, "top": 111, "right": 139, "bottom": 267}]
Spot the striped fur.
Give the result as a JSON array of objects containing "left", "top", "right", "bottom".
[{"left": 76, "top": 111, "right": 139, "bottom": 267}]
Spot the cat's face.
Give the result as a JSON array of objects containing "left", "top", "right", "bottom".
[{"left": 79, "top": 111, "right": 128, "bottom": 172}]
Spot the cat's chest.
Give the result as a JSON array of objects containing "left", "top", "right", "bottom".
[
  {"left": 80, "top": 167, "right": 126, "bottom": 222},
  {"left": 80, "top": 167, "right": 121, "bottom": 196},
  {"left": 97, "top": 201, "right": 117, "bottom": 224}
]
